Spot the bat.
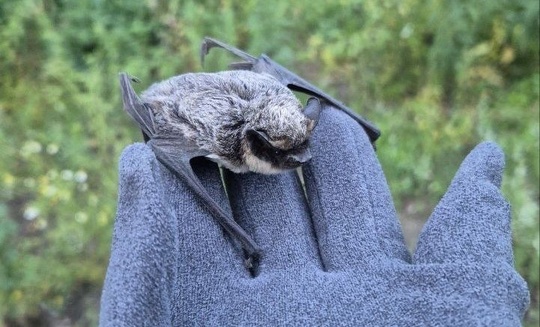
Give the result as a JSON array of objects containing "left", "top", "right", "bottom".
[
  {"left": 200, "top": 37, "right": 381, "bottom": 144},
  {"left": 119, "top": 70, "right": 322, "bottom": 269}
]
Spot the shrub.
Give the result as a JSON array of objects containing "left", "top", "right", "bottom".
[{"left": 0, "top": 0, "right": 537, "bottom": 325}]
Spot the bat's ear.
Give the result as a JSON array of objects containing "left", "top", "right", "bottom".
[{"left": 303, "top": 97, "right": 322, "bottom": 131}]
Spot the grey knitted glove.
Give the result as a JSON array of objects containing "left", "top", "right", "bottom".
[{"left": 100, "top": 109, "right": 529, "bottom": 326}]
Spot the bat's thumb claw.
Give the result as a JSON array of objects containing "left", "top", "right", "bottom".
[
  {"left": 119, "top": 72, "right": 141, "bottom": 84},
  {"left": 200, "top": 38, "right": 211, "bottom": 67}
]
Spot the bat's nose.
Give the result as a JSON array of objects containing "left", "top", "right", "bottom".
[{"left": 290, "top": 149, "right": 312, "bottom": 164}]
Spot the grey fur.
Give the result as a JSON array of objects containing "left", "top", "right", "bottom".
[
  {"left": 201, "top": 37, "right": 380, "bottom": 144},
  {"left": 141, "top": 70, "right": 316, "bottom": 174}
]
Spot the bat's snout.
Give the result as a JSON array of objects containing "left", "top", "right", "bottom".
[{"left": 289, "top": 148, "right": 312, "bottom": 164}]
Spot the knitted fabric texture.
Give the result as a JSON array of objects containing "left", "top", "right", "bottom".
[{"left": 100, "top": 109, "right": 529, "bottom": 326}]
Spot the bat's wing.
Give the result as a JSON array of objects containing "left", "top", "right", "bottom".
[
  {"left": 119, "top": 73, "right": 156, "bottom": 142},
  {"left": 149, "top": 139, "right": 261, "bottom": 268},
  {"left": 201, "top": 37, "right": 381, "bottom": 144},
  {"left": 119, "top": 73, "right": 261, "bottom": 268}
]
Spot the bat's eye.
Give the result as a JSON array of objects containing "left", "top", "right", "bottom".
[
  {"left": 254, "top": 129, "right": 271, "bottom": 143},
  {"left": 247, "top": 129, "right": 273, "bottom": 146}
]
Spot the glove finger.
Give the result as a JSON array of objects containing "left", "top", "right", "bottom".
[
  {"left": 303, "top": 108, "right": 410, "bottom": 272},
  {"left": 124, "top": 144, "right": 249, "bottom": 276},
  {"left": 102, "top": 144, "right": 179, "bottom": 324},
  {"left": 190, "top": 157, "right": 253, "bottom": 275},
  {"left": 223, "top": 170, "right": 322, "bottom": 275},
  {"left": 103, "top": 144, "right": 250, "bottom": 320},
  {"left": 414, "top": 142, "right": 513, "bottom": 265}
]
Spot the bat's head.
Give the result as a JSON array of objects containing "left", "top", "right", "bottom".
[
  {"left": 238, "top": 75, "right": 321, "bottom": 174},
  {"left": 139, "top": 70, "right": 321, "bottom": 175}
]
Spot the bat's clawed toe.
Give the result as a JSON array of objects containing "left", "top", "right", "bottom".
[
  {"left": 200, "top": 37, "right": 257, "bottom": 67},
  {"left": 244, "top": 251, "right": 261, "bottom": 271}
]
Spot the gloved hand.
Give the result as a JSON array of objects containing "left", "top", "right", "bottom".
[{"left": 100, "top": 109, "right": 530, "bottom": 326}]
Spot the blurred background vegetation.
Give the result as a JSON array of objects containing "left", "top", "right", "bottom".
[{"left": 0, "top": 0, "right": 538, "bottom": 326}]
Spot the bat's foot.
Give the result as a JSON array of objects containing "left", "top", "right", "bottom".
[{"left": 244, "top": 252, "right": 260, "bottom": 270}]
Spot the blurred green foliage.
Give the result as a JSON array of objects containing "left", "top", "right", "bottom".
[{"left": 0, "top": 0, "right": 538, "bottom": 325}]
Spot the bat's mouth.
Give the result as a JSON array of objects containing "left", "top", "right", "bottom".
[
  {"left": 274, "top": 149, "right": 312, "bottom": 171},
  {"left": 288, "top": 149, "right": 312, "bottom": 164},
  {"left": 277, "top": 151, "right": 308, "bottom": 170}
]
